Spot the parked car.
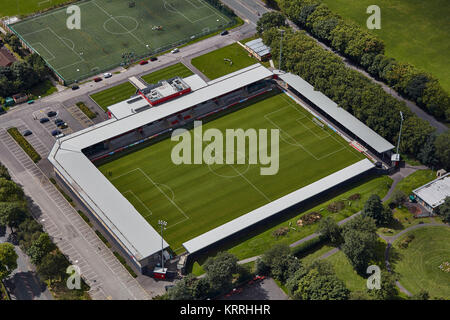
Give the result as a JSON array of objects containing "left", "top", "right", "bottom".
[
  {"left": 171, "top": 48, "right": 179, "bottom": 54},
  {"left": 94, "top": 77, "right": 102, "bottom": 82},
  {"left": 47, "top": 111, "right": 57, "bottom": 117},
  {"left": 22, "top": 130, "right": 32, "bottom": 136},
  {"left": 27, "top": 100, "right": 34, "bottom": 104},
  {"left": 139, "top": 60, "right": 148, "bottom": 65},
  {"left": 103, "top": 73, "right": 112, "bottom": 78},
  {"left": 54, "top": 118, "right": 64, "bottom": 125},
  {"left": 39, "top": 117, "right": 49, "bottom": 123},
  {"left": 71, "top": 85, "right": 80, "bottom": 90},
  {"left": 55, "top": 133, "right": 65, "bottom": 139},
  {"left": 51, "top": 129, "right": 61, "bottom": 136},
  {"left": 220, "top": 30, "right": 229, "bottom": 36},
  {"left": 58, "top": 122, "right": 68, "bottom": 129},
  {"left": 150, "top": 56, "right": 157, "bottom": 61}
]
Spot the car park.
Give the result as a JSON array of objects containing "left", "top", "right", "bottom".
[
  {"left": 39, "top": 117, "right": 49, "bottom": 123},
  {"left": 51, "top": 129, "right": 62, "bottom": 136},
  {"left": 103, "top": 72, "right": 112, "bottom": 78},
  {"left": 22, "top": 130, "right": 32, "bottom": 136},
  {"left": 150, "top": 57, "right": 157, "bottom": 61},
  {"left": 139, "top": 60, "right": 148, "bottom": 65},
  {"left": 47, "top": 111, "right": 57, "bottom": 117}
]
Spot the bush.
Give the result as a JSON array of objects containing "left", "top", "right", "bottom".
[
  {"left": 398, "top": 234, "right": 415, "bottom": 249},
  {"left": 272, "top": 226, "right": 289, "bottom": 238},
  {"left": 76, "top": 102, "right": 96, "bottom": 119},
  {"left": 7, "top": 128, "right": 41, "bottom": 163},
  {"left": 291, "top": 236, "right": 325, "bottom": 257},
  {"left": 327, "top": 201, "right": 345, "bottom": 213},
  {"left": 297, "top": 212, "right": 322, "bottom": 226},
  {"left": 348, "top": 194, "right": 361, "bottom": 201},
  {"left": 95, "top": 230, "right": 111, "bottom": 248}
]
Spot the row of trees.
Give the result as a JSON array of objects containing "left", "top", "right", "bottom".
[
  {"left": 0, "top": 162, "right": 88, "bottom": 297},
  {"left": 167, "top": 251, "right": 250, "bottom": 300},
  {"left": 256, "top": 244, "right": 350, "bottom": 300},
  {"left": 0, "top": 33, "right": 50, "bottom": 99},
  {"left": 275, "top": 0, "right": 449, "bottom": 121},
  {"left": 259, "top": 25, "right": 449, "bottom": 169}
]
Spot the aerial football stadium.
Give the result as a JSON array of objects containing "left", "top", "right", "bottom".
[{"left": 48, "top": 64, "right": 395, "bottom": 273}]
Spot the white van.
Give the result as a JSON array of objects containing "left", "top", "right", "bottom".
[{"left": 171, "top": 48, "right": 179, "bottom": 54}]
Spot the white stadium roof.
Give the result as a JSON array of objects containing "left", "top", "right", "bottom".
[
  {"left": 183, "top": 159, "right": 375, "bottom": 253},
  {"left": 279, "top": 72, "right": 394, "bottom": 154},
  {"left": 48, "top": 64, "right": 273, "bottom": 262},
  {"left": 413, "top": 173, "right": 450, "bottom": 208}
]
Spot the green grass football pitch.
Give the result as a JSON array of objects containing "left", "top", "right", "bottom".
[
  {"left": 98, "top": 93, "right": 365, "bottom": 253},
  {"left": 90, "top": 81, "right": 137, "bottom": 110},
  {"left": 141, "top": 62, "right": 193, "bottom": 84},
  {"left": 10, "top": 0, "right": 232, "bottom": 84}
]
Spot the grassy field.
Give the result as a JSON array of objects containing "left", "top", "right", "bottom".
[
  {"left": 10, "top": 0, "right": 233, "bottom": 84},
  {"left": 389, "top": 169, "right": 436, "bottom": 199},
  {"left": 90, "top": 81, "right": 136, "bottom": 110},
  {"left": 0, "top": 0, "right": 74, "bottom": 17},
  {"left": 321, "top": 0, "right": 450, "bottom": 93},
  {"left": 391, "top": 226, "right": 450, "bottom": 298},
  {"left": 98, "top": 92, "right": 364, "bottom": 253},
  {"left": 141, "top": 63, "right": 193, "bottom": 84},
  {"left": 191, "top": 43, "right": 258, "bottom": 80},
  {"left": 325, "top": 250, "right": 367, "bottom": 294}
]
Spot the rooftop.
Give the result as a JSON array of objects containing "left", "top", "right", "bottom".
[
  {"left": 279, "top": 72, "right": 395, "bottom": 154},
  {"left": 413, "top": 173, "right": 450, "bottom": 208}
]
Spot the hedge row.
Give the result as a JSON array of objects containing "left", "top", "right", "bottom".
[
  {"left": 7, "top": 127, "right": 41, "bottom": 162},
  {"left": 262, "top": 28, "right": 439, "bottom": 161},
  {"left": 276, "top": 0, "right": 449, "bottom": 121},
  {"left": 113, "top": 252, "right": 138, "bottom": 278},
  {"left": 76, "top": 102, "right": 96, "bottom": 119}
]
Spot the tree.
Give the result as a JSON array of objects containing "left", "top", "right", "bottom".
[
  {"left": 27, "top": 233, "right": 56, "bottom": 265},
  {"left": 256, "top": 11, "right": 287, "bottom": 34},
  {"left": 192, "top": 277, "right": 211, "bottom": 300},
  {"left": 36, "top": 251, "right": 68, "bottom": 282},
  {"left": 0, "top": 242, "right": 18, "bottom": 280},
  {"left": 391, "top": 190, "right": 407, "bottom": 207},
  {"left": 0, "top": 163, "right": 10, "bottom": 180},
  {"left": 0, "top": 201, "right": 27, "bottom": 231},
  {"left": 434, "top": 131, "right": 450, "bottom": 170},
  {"left": 203, "top": 251, "right": 238, "bottom": 293},
  {"left": 294, "top": 268, "right": 349, "bottom": 300},
  {"left": 167, "top": 274, "right": 196, "bottom": 300},
  {"left": 411, "top": 290, "right": 430, "bottom": 300},
  {"left": 317, "top": 216, "right": 342, "bottom": 245},
  {"left": 341, "top": 216, "right": 378, "bottom": 274},
  {"left": 417, "top": 133, "right": 438, "bottom": 168},
  {"left": 0, "top": 178, "right": 24, "bottom": 202},
  {"left": 367, "top": 271, "right": 398, "bottom": 300},
  {"left": 270, "top": 254, "right": 302, "bottom": 283},
  {"left": 436, "top": 197, "right": 450, "bottom": 223},
  {"left": 362, "top": 194, "right": 392, "bottom": 226}
]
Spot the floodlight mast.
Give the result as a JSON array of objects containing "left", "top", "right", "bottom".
[
  {"left": 158, "top": 220, "right": 167, "bottom": 270},
  {"left": 396, "top": 111, "right": 404, "bottom": 155},
  {"left": 278, "top": 29, "right": 285, "bottom": 71}
]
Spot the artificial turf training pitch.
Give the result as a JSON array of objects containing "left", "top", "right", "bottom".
[
  {"left": 98, "top": 93, "right": 365, "bottom": 253},
  {"left": 9, "top": 0, "right": 232, "bottom": 84}
]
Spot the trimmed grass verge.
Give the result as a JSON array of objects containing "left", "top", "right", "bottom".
[
  {"left": 90, "top": 82, "right": 137, "bottom": 111},
  {"left": 141, "top": 63, "right": 193, "bottom": 84},
  {"left": 113, "top": 252, "right": 138, "bottom": 278},
  {"left": 191, "top": 43, "right": 258, "bottom": 80},
  {"left": 7, "top": 127, "right": 41, "bottom": 162},
  {"left": 76, "top": 102, "right": 96, "bottom": 119}
]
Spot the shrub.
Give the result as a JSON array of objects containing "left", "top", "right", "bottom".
[
  {"left": 7, "top": 128, "right": 41, "bottom": 163},
  {"left": 297, "top": 212, "right": 322, "bottom": 226},
  {"left": 349, "top": 193, "right": 361, "bottom": 201},
  {"left": 113, "top": 252, "right": 137, "bottom": 278},
  {"left": 95, "top": 230, "right": 111, "bottom": 248},
  {"left": 327, "top": 201, "right": 345, "bottom": 213},
  {"left": 272, "top": 226, "right": 289, "bottom": 238},
  {"left": 398, "top": 234, "right": 415, "bottom": 249}
]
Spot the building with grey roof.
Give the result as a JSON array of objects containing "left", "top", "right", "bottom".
[{"left": 413, "top": 173, "right": 450, "bottom": 213}]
